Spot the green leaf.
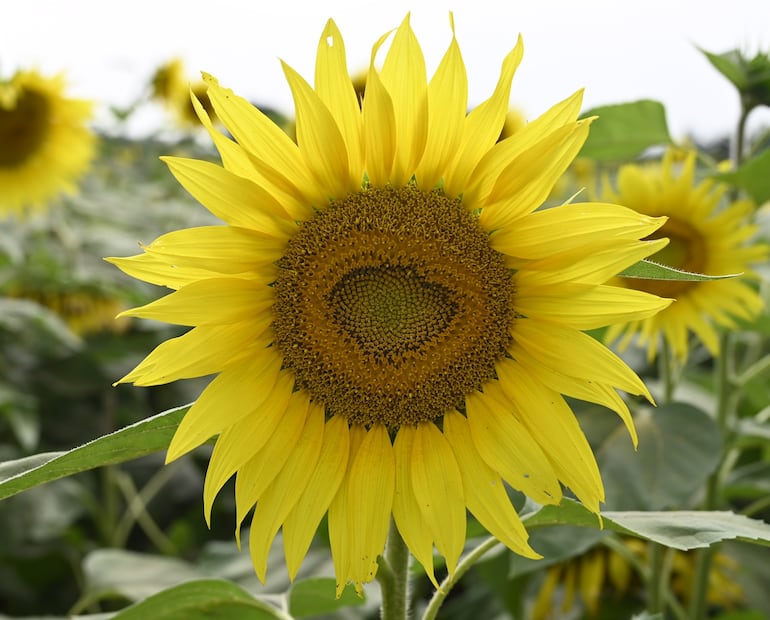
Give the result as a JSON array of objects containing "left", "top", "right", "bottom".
[
  {"left": 0, "top": 404, "right": 188, "bottom": 501},
  {"left": 701, "top": 49, "right": 749, "bottom": 91},
  {"left": 288, "top": 577, "right": 365, "bottom": 618},
  {"left": 110, "top": 579, "right": 289, "bottom": 620},
  {"left": 618, "top": 259, "right": 741, "bottom": 281},
  {"left": 579, "top": 100, "right": 671, "bottom": 161},
  {"left": 83, "top": 549, "right": 210, "bottom": 603},
  {"left": 595, "top": 403, "right": 722, "bottom": 510},
  {"left": 714, "top": 149, "right": 770, "bottom": 204},
  {"left": 700, "top": 47, "right": 770, "bottom": 109},
  {"left": 523, "top": 498, "right": 770, "bottom": 549}
]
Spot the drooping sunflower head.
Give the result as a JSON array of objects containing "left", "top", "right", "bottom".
[
  {"left": 109, "top": 14, "right": 671, "bottom": 595},
  {"left": 0, "top": 69, "right": 96, "bottom": 216},
  {"left": 602, "top": 149, "right": 768, "bottom": 361}
]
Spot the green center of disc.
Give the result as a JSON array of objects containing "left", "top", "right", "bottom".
[{"left": 329, "top": 264, "right": 458, "bottom": 358}]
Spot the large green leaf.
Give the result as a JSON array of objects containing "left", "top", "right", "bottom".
[
  {"left": 288, "top": 578, "right": 365, "bottom": 618},
  {"left": 523, "top": 498, "right": 770, "bottom": 549},
  {"left": 714, "top": 149, "right": 770, "bottom": 204},
  {"left": 579, "top": 100, "right": 671, "bottom": 161},
  {"left": 110, "top": 580, "right": 290, "bottom": 620},
  {"left": 594, "top": 403, "right": 722, "bottom": 510},
  {"left": 0, "top": 405, "right": 188, "bottom": 501}
]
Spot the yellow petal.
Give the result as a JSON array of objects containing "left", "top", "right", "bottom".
[
  {"left": 392, "top": 425, "right": 437, "bottom": 587},
  {"left": 162, "top": 157, "right": 295, "bottom": 235},
  {"left": 283, "top": 415, "right": 349, "bottom": 581},
  {"left": 489, "top": 202, "right": 667, "bottom": 261},
  {"left": 443, "top": 411, "right": 540, "bottom": 559},
  {"left": 118, "top": 277, "right": 272, "bottom": 326},
  {"left": 142, "top": 225, "right": 288, "bottom": 276},
  {"left": 282, "top": 60, "right": 351, "bottom": 199},
  {"left": 410, "top": 422, "right": 465, "bottom": 574},
  {"left": 513, "top": 318, "right": 653, "bottom": 401},
  {"left": 478, "top": 120, "right": 591, "bottom": 229},
  {"left": 249, "top": 402, "right": 325, "bottom": 582},
  {"left": 205, "top": 372, "right": 297, "bottom": 525},
  {"left": 514, "top": 282, "right": 672, "bottom": 330},
  {"left": 118, "top": 320, "right": 271, "bottom": 386},
  {"left": 414, "top": 13, "right": 466, "bottom": 189},
  {"left": 314, "top": 19, "right": 363, "bottom": 183},
  {"left": 379, "top": 14, "right": 428, "bottom": 184},
  {"left": 190, "top": 90, "right": 257, "bottom": 180},
  {"left": 503, "top": 353, "right": 637, "bottom": 446},
  {"left": 203, "top": 73, "right": 318, "bottom": 215},
  {"left": 346, "top": 424, "right": 395, "bottom": 588},
  {"left": 469, "top": 89, "right": 583, "bottom": 205},
  {"left": 329, "top": 424, "right": 367, "bottom": 597},
  {"left": 165, "top": 356, "right": 285, "bottom": 462},
  {"left": 466, "top": 385, "right": 561, "bottom": 504},
  {"left": 362, "top": 32, "right": 396, "bottom": 186},
  {"left": 444, "top": 35, "right": 523, "bottom": 197},
  {"left": 106, "top": 253, "right": 222, "bottom": 290},
  {"left": 494, "top": 362, "right": 604, "bottom": 513},
  {"left": 514, "top": 238, "right": 669, "bottom": 287}
]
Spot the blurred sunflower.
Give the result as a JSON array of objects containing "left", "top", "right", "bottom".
[
  {"left": 5, "top": 285, "right": 128, "bottom": 336},
  {"left": 0, "top": 70, "right": 95, "bottom": 215},
  {"left": 602, "top": 150, "right": 767, "bottom": 361},
  {"left": 109, "top": 15, "right": 670, "bottom": 594},
  {"left": 150, "top": 58, "right": 217, "bottom": 128},
  {"left": 532, "top": 538, "right": 744, "bottom": 619}
]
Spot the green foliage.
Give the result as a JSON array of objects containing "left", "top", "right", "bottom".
[
  {"left": 579, "top": 100, "right": 672, "bottom": 161},
  {"left": 618, "top": 259, "right": 742, "bottom": 281},
  {"left": 288, "top": 579, "right": 366, "bottom": 618},
  {"left": 714, "top": 149, "right": 770, "bottom": 204},
  {"left": 701, "top": 47, "right": 770, "bottom": 110},
  {"left": 593, "top": 403, "right": 723, "bottom": 511},
  {"left": 523, "top": 498, "right": 770, "bottom": 550},
  {"left": 110, "top": 580, "right": 289, "bottom": 620},
  {"left": 0, "top": 405, "right": 187, "bottom": 501}
]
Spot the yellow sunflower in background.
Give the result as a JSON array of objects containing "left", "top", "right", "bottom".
[
  {"left": 109, "top": 15, "right": 671, "bottom": 594},
  {"left": 602, "top": 150, "right": 767, "bottom": 361},
  {"left": 532, "top": 538, "right": 744, "bottom": 619},
  {"left": 150, "top": 58, "right": 218, "bottom": 128},
  {"left": 0, "top": 70, "right": 95, "bottom": 215}
]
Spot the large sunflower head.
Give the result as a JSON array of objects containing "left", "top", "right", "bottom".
[
  {"left": 602, "top": 150, "right": 768, "bottom": 361},
  {"left": 0, "top": 69, "right": 96, "bottom": 216},
  {"left": 109, "top": 15, "right": 671, "bottom": 595}
]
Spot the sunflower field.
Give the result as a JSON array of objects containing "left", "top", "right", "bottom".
[{"left": 2, "top": 12, "right": 770, "bottom": 620}]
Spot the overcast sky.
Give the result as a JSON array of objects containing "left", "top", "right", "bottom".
[{"left": 3, "top": 0, "right": 769, "bottom": 141}]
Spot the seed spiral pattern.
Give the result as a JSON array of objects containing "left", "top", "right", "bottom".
[{"left": 273, "top": 185, "right": 516, "bottom": 427}]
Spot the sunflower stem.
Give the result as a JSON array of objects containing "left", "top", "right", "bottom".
[
  {"left": 422, "top": 537, "right": 501, "bottom": 620},
  {"left": 689, "top": 95, "right": 753, "bottom": 619},
  {"left": 646, "top": 339, "right": 676, "bottom": 616},
  {"left": 379, "top": 520, "right": 410, "bottom": 620}
]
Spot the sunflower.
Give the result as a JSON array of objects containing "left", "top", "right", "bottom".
[
  {"left": 602, "top": 150, "right": 767, "bottom": 361},
  {"left": 0, "top": 70, "right": 95, "bottom": 215},
  {"left": 532, "top": 538, "right": 744, "bottom": 619},
  {"left": 109, "top": 15, "right": 671, "bottom": 594},
  {"left": 150, "top": 58, "right": 217, "bottom": 128}
]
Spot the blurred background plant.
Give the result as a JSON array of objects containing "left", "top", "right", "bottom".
[{"left": 0, "top": 42, "right": 769, "bottom": 620}]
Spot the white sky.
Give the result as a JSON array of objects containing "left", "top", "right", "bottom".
[{"left": 3, "top": 0, "right": 770, "bottom": 141}]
